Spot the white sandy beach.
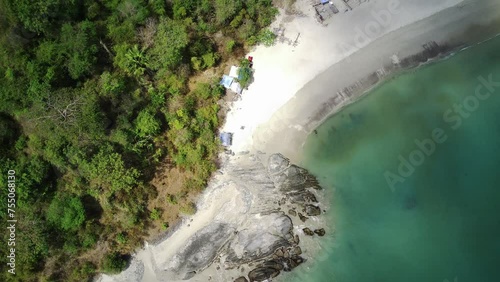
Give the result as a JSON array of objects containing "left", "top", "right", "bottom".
[{"left": 98, "top": 1, "right": 500, "bottom": 281}]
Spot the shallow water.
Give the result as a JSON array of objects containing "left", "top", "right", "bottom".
[{"left": 296, "top": 36, "right": 500, "bottom": 282}]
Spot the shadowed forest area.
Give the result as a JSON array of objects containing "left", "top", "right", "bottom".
[{"left": 0, "top": 0, "right": 278, "bottom": 280}]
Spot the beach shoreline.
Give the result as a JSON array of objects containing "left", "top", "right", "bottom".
[
  {"left": 251, "top": 0, "right": 500, "bottom": 164},
  {"left": 97, "top": 1, "right": 500, "bottom": 281}
]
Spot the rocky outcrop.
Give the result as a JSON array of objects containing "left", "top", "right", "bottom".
[
  {"left": 225, "top": 212, "right": 294, "bottom": 266},
  {"left": 248, "top": 266, "right": 280, "bottom": 282},
  {"left": 303, "top": 228, "right": 314, "bottom": 236},
  {"left": 268, "top": 154, "right": 322, "bottom": 193},
  {"left": 314, "top": 228, "right": 326, "bottom": 236},
  {"left": 305, "top": 204, "right": 321, "bottom": 216},
  {"left": 152, "top": 153, "right": 326, "bottom": 281},
  {"left": 298, "top": 212, "right": 308, "bottom": 222},
  {"left": 168, "top": 223, "right": 234, "bottom": 279}
]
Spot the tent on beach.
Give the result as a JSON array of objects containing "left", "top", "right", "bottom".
[
  {"left": 229, "top": 66, "right": 240, "bottom": 79},
  {"left": 220, "top": 66, "right": 243, "bottom": 94},
  {"left": 220, "top": 75, "right": 234, "bottom": 89},
  {"left": 219, "top": 132, "right": 233, "bottom": 147}
]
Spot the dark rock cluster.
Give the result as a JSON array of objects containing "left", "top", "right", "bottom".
[
  {"left": 236, "top": 246, "right": 305, "bottom": 282},
  {"left": 232, "top": 154, "right": 326, "bottom": 282}
]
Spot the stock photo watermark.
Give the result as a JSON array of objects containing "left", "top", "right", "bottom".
[
  {"left": 385, "top": 74, "right": 500, "bottom": 191},
  {"left": 337, "top": 0, "right": 401, "bottom": 56},
  {"left": 6, "top": 169, "right": 17, "bottom": 275}
]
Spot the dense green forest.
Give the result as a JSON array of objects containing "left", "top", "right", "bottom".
[{"left": 0, "top": 0, "right": 278, "bottom": 280}]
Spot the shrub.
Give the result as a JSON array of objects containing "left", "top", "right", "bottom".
[
  {"left": 135, "top": 110, "right": 160, "bottom": 137},
  {"left": 202, "top": 52, "right": 218, "bottom": 68},
  {"left": 238, "top": 59, "right": 253, "bottom": 88},
  {"left": 116, "top": 233, "right": 127, "bottom": 244},
  {"left": 194, "top": 83, "right": 212, "bottom": 100},
  {"left": 46, "top": 196, "right": 86, "bottom": 231},
  {"left": 101, "top": 253, "right": 128, "bottom": 274},
  {"left": 71, "top": 261, "right": 96, "bottom": 281},
  {"left": 161, "top": 222, "right": 169, "bottom": 230},
  {"left": 258, "top": 29, "right": 276, "bottom": 47},
  {"left": 166, "top": 194, "right": 178, "bottom": 205},
  {"left": 226, "top": 39, "right": 236, "bottom": 52},
  {"left": 81, "top": 232, "right": 98, "bottom": 249},
  {"left": 191, "top": 56, "right": 202, "bottom": 71},
  {"left": 150, "top": 208, "right": 161, "bottom": 220},
  {"left": 179, "top": 201, "right": 196, "bottom": 215},
  {"left": 246, "top": 35, "right": 258, "bottom": 46},
  {"left": 63, "top": 240, "right": 79, "bottom": 255}
]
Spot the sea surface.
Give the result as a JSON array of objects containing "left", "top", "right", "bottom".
[{"left": 295, "top": 35, "right": 500, "bottom": 282}]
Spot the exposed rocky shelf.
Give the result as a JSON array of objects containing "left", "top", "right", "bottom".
[{"left": 167, "top": 153, "right": 326, "bottom": 282}]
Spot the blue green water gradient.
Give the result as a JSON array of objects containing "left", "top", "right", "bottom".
[{"left": 297, "top": 36, "right": 500, "bottom": 282}]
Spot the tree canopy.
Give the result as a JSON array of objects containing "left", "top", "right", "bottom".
[{"left": 0, "top": 0, "right": 278, "bottom": 280}]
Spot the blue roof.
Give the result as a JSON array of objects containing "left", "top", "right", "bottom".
[
  {"left": 220, "top": 132, "right": 232, "bottom": 147},
  {"left": 321, "top": 0, "right": 329, "bottom": 3},
  {"left": 220, "top": 75, "right": 234, "bottom": 89}
]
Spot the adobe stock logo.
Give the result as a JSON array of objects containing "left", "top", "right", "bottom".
[
  {"left": 385, "top": 73, "right": 500, "bottom": 192},
  {"left": 337, "top": 0, "right": 401, "bottom": 56}
]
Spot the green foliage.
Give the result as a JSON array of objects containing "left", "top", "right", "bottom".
[
  {"left": 149, "top": 0, "right": 166, "bottom": 16},
  {"left": 179, "top": 201, "right": 196, "bottom": 215},
  {"left": 0, "top": 0, "right": 278, "bottom": 279},
  {"left": 148, "top": 88, "right": 166, "bottom": 109},
  {"left": 148, "top": 19, "right": 189, "bottom": 71},
  {"left": 116, "top": 233, "right": 127, "bottom": 244},
  {"left": 230, "top": 10, "right": 245, "bottom": 28},
  {"left": 226, "top": 39, "right": 236, "bottom": 52},
  {"left": 16, "top": 156, "right": 52, "bottom": 205},
  {"left": 47, "top": 195, "right": 86, "bottom": 231},
  {"left": 258, "top": 29, "right": 277, "bottom": 47},
  {"left": 166, "top": 194, "right": 178, "bottom": 205},
  {"left": 149, "top": 208, "right": 161, "bottom": 220},
  {"left": 238, "top": 20, "right": 257, "bottom": 41},
  {"left": 81, "top": 147, "right": 141, "bottom": 197},
  {"left": 202, "top": 52, "right": 218, "bottom": 68},
  {"left": 193, "top": 82, "right": 223, "bottom": 101},
  {"left": 214, "top": 0, "right": 242, "bottom": 24},
  {"left": 61, "top": 20, "right": 98, "bottom": 79},
  {"left": 8, "top": 0, "right": 77, "bottom": 33},
  {"left": 63, "top": 237, "right": 80, "bottom": 254},
  {"left": 117, "top": 0, "right": 149, "bottom": 24},
  {"left": 100, "top": 71, "right": 125, "bottom": 96},
  {"left": 114, "top": 44, "right": 149, "bottom": 77},
  {"left": 161, "top": 222, "right": 169, "bottom": 230},
  {"left": 81, "top": 232, "right": 98, "bottom": 249},
  {"left": 238, "top": 59, "right": 254, "bottom": 88},
  {"left": 191, "top": 56, "right": 202, "bottom": 71},
  {"left": 71, "top": 262, "right": 96, "bottom": 281},
  {"left": 15, "top": 135, "right": 27, "bottom": 151},
  {"left": 135, "top": 110, "right": 160, "bottom": 137},
  {"left": 12, "top": 214, "right": 50, "bottom": 276},
  {"left": 101, "top": 253, "right": 128, "bottom": 274},
  {"left": 191, "top": 53, "right": 218, "bottom": 71}
]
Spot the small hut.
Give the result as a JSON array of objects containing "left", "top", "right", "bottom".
[{"left": 219, "top": 132, "right": 233, "bottom": 147}]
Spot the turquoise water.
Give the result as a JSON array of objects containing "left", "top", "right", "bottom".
[{"left": 297, "top": 36, "right": 500, "bottom": 282}]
